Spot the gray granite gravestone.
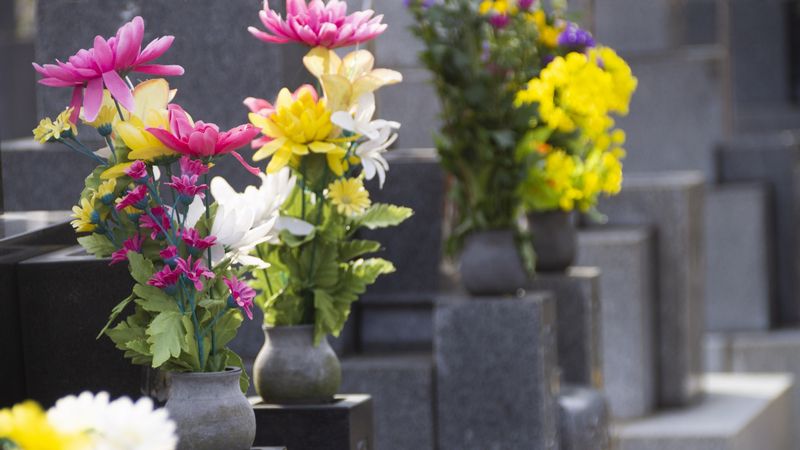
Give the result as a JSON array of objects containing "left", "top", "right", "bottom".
[
  {"left": 577, "top": 226, "right": 657, "bottom": 419},
  {"left": 716, "top": 131, "right": 800, "bottom": 325},
  {"left": 435, "top": 292, "right": 560, "bottom": 450},
  {"left": 530, "top": 267, "right": 603, "bottom": 389},
  {"left": 705, "top": 184, "right": 772, "bottom": 331},
  {"left": 558, "top": 385, "right": 611, "bottom": 450},
  {"left": 596, "top": 171, "right": 706, "bottom": 407},
  {"left": 250, "top": 394, "right": 373, "bottom": 450}
]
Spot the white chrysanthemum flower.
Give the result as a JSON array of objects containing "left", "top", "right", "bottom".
[{"left": 48, "top": 391, "right": 178, "bottom": 450}]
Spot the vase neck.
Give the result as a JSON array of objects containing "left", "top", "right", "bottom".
[
  {"left": 168, "top": 369, "right": 241, "bottom": 399},
  {"left": 264, "top": 325, "right": 323, "bottom": 347}
]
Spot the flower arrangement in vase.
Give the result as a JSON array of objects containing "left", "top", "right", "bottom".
[
  {"left": 243, "top": 0, "right": 413, "bottom": 404},
  {"left": 407, "top": 0, "right": 636, "bottom": 287}
]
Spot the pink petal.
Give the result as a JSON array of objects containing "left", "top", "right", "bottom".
[
  {"left": 247, "top": 27, "right": 289, "bottom": 44},
  {"left": 243, "top": 97, "right": 274, "bottom": 114},
  {"left": 93, "top": 36, "right": 114, "bottom": 71},
  {"left": 231, "top": 151, "right": 261, "bottom": 176},
  {"left": 135, "top": 36, "right": 175, "bottom": 65},
  {"left": 38, "top": 77, "right": 78, "bottom": 87},
  {"left": 147, "top": 127, "right": 190, "bottom": 154},
  {"left": 83, "top": 77, "right": 104, "bottom": 122},
  {"left": 114, "top": 20, "right": 140, "bottom": 69},
  {"left": 102, "top": 70, "right": 135, "bottom": 112},
  {"left": 69, "top": 87, "right": 84, "bottom": 123},
  {"left": 132, "top": 64, "right": 185, "bottom": 76},
  {"left": 168, "top": 104, "right": 194, "bottom": 138},
  {"left": 287, "top": 0, "right": 308, "bottom": 17}
]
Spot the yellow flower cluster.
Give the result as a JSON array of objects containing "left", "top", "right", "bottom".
[
  {"left": 33, "top": 108, "right": 77, "bottom": 143},
  {"left": 70, "top": 178, "right": 119, "bottom": 232},
  {"left": 528, "top": 10, "right": 563, "bottom": 48},
  {"left": 0, "top": 401, "right": 86, "bottom": 450},
  {"left": 327, "top": 177, "right": 371, "bottom": 216},
  {"left": 479, "top": 0, "right": 517, "bottom": 16}
]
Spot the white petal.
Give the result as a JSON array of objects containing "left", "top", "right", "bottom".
[
  {"left": 185, "top": 196, "right": 206, "bottom": 229},
  {"left": 210, "top": 176, "right": 238, "bottom": 205},
  {"left": 331, "top": 111, "right": 357, "bottom": 132},
  {"left": 236, "top": 253, "right": 271, "bottom": 269},
  {"left": 275, "top": 216, "right": 314, "bottom": 236}
]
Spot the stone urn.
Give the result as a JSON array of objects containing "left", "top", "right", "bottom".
[
  {"left": 458, "top": 229, "right": 530, "bottom": 296},
  {"left": 165, "top": 367, "right": 256, "bottom": 450},
  {"left": 254, "top": 324, "right": 341, "bottom": 404},
  {"left": 529, "top": 210, "right": 576, "bottom": 272}
]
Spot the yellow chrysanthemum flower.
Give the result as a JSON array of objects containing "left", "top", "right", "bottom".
[
  {"left": 81, "top": 90, "right": 118, "bottom": 129},
  {"left": 327, "top": 177, "right": 371, "bottom": 216},
  {"left": 528, "top": 10, "right": 564, "bottom": 48},
  {"left": 32, "top": 108, "right": 77, "bottom": 143},
  {"left": 249, "top": 86, "right": 344, "bottom": 174},
  {"left": 115, "top": 79, "right": 179, "bottom": 161},
  {"left": 479, "top": 0, "right": 516, "bottom": 16},
  {"left": 0, "top": 401, "right": 87, "bottom": 450},
  {"left": 71, "top": 197, "right": 98, "bottom": 232}
]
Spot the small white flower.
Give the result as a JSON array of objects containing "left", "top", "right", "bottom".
[{"left": 354, "top": 125, "right": 398, "bottom": 188}]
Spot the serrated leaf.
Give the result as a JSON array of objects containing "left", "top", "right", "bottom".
[
  {"left": 128, "top": 252, "right": 155, "bottom": 285},
  {"left": 223, "top": 349, "right": 250, "bottom": 393},
  {"left": 211, "top": 311, "right": 243, "bottom": 351},
  {"left": 313, "top": 289, "right": 343, "bottom": 345},
  {"left": 352, "top": 203, "right": 413, "bottom": 230},
  {"left": 338, "top": 240, "right": 381, "bottom": 261},
  {"left": 77, "top": 234, "right": 116, "bottom": 257},
  {"left": 134, "top": 284, "right": 179, "bottom": 313},
  {"left": 106, "top": 321, "right": 146, "bottom": 351},
  {"left": 147, "top": 311, "right": 185, "bottom": 368},
  {"left": 279, "top": 228, "right": 316, "bottom": 248},
  {"left": 97, "top": 293, "right": 135, "bottom": 339}
]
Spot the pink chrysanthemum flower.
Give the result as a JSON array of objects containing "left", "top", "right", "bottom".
[
  {"left": 109, "top": 234, "right": 144, "bottom": 265},
  {"left": 147, "top": 104, "right": 261, "bottom": 175},
  {"left": 115, "top": 184, "right": 148, "bottom": 211},
  {"left": 166, "top": 174, "right": 207, "bottom": 200},
  {"left": 160, "top": 245, "right": 179, "bottom": 263},
  {"left": 125, "top": 160, "right": 149, "bottom": 181},
  {"left": 248, "top": 0, "right": 387, "bottom": 49},
  {"left": 141, "top": 206, "right": 171, "bottom": 240},
  {"left": 178, "top": 156, "right": 210, "bottom": 178},
  {"left": 176, "top": 256, "right": 215, "bottom": 291},
  {"left": 148, "top": 264, "right": 182, "bottom": 290},
  {"left": 224, "top": 276, "right": 256, "bottom": 320},
  {"left": 33, "top": 16, "right": 184, "bottom": 123},
  {"left": 181, "top": 228, "right": 216, "bottom": 250}
]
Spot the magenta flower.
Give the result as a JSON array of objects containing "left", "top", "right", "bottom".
[
  {"left": 148, "top": 264, "right": 183, "bottom": 291},
  {"left": 160, "top": 245, "right": 179, "bottom": 264},
  {"left": 109, "top": 234, "right": 144, "bottom": 265},
  {"left": 181, "top": 228, "right": 217, "bottom": 250},
  {"left": 33, "top": 16, "right": 184, "bottom": 123},
  {"left": 179, "top": 156, "right": 210, "bottom": 177},
  {"left": 224, "top": 276, "right": 256, "bottom": 320},
  {"left": 166, "top": 174, "right": 207, "bottom": 200},
  {"left": 141, "top": 206, "right": 171, "bottom": 239},
  {"left": 147, "top": 104, "right": 261, "bottom": 175},
  {"left": 125, "top": 160, "right": 149, "bottom": 181},
  {"left": 519, "top": 0, "right": 535, "bottom": 10},
  {"left": 176, "top": 256, "right": 215, "bottom": 291},
  {"left": 248, "top": 0, "right": 387, "bottom": 49},
  {"left": 115, "top": 184, "right": 148, "bottom": 211}
]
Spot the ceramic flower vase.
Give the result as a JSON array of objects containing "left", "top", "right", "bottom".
[
  {"left": 254, "top": 324, "right": 341, "bottom": 404},
  {"left": 528, "top": 210, "right": 577, "bottom": 272},
  {"left": 165, "top": 367, "right": 256, "bottom": 450},
  {"left": 458, "top": 229, "right": 530, "bottom": 296}
]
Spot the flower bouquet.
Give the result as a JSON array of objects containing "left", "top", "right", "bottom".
[
  {"left": 32, "top": 16, "right": 269, "bottom": 449},
  {"left": 243, "top": 0, "right": 413, "bottom": 403}
]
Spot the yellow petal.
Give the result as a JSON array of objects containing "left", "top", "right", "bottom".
[
  {"left": 253, "top": 137, "right": 287, "bottom": 161},
  {"left": 115, "top": 122, "right": 150, "bottom": 150},
  {"left": 290, "top": 142, "right": 309, "bottom": 155},
  {"left": 342, "top": 50, "right": 375, "bottom": 78},
  {"left": 326, "top": 150, "right": 348, "bottom": 176},
  {"left": 352, "top": 69, "right": 403, "bottom": 101},
  {"left": 308, "top": 141, "right": 338, "bottom": 154},
  {"left": 320, "top": 74, "right": 352, "bottom": 113},
  {"left": 266, "top": 148, "right": 293, "bottom": 174},
  {"left": 101, "top": 162, "right": 134, "bottom": 179},
  {"left": 132, "top": 78, "right": 170, "bottom": 120},
  {"left": 275, "top": 88, "right": 294, "bottom": 109},
  {"left": 303, "top": 46, "right": 342, "bottom": 78},
  {"left": 248, "top": 112, "right": 270, "bottom": 129}
]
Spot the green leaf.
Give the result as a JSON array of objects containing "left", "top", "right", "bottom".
[
  {"left": 97, "top": 293, "right": 135, "bottom": 339},
  {"left": 146, "top": 311, "right": 185, "bottom": 368},
  {"left": 224, "top": 349, "right": 250, "bottom": 393},
  {"left": 128, "top": 252, "right": 155, "bottom": 285},
  {"left": 313, "top": 289, "right": 343, "bottom": 345},
  {"left": 279, "top": 228, "right": 316, "bottom": 248},
  {"left": 338, "top": 240, "right": 381, "bottom": 261},
  {"left": 134, "top": 284, "right": 180, "bottom": 313},
  {"left": 211, "top": 311, "right": 243, "bottom": 350},
  {"left": 77, "top": 234, "right": 116, "bottom": 257},
  {"left": 352, "top": 204, "right": 414, "bottom": 230}
]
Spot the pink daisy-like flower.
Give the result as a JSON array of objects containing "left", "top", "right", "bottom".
[
  {"left": 147, "top": 104, "right": 261, "bottom": 175},
  {"left": 248, "top": 0, "right": 387, "bottom": 49},
  {"left": 176, "top": 256, "right": 215, "bottom": 291},
  {"left": 148, "top": 264, "right": 183, "bottom": 290},
  {"left": 115, "top": 184, "right": 148, "bottom": 211},
  {"left": 109, "top": 234, "right": 144, "bottom": 265},
  {"left": 33, "top": 16, "right": 184, "bottom": 123},
  {"left": 166, "top": 174, "right": 207, "bottom": 200},
  {"left": 125, "top": 160, "right": 148, "bottom": 181},
  {"left": 178, "top": 156, "right": 209, "bottom": 178},
  {"left": 181, "top": 228, "right": 216, "bottom": 250},
  {"left": 224, "top": 276, "right": 256, "bottom": 320},
  {"left": 141, "top": 206, "right": 171, "bottom": 240},
  {"left": 160, "top": 245, "right": 179, "bottom": 263}
]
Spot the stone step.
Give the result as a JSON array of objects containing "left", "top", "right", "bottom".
[
  {"left": 577, "top": 226, "right": 657, "bottom": 420},
  {"left": 614, "top": 373, "right": 794, "bottom": 450}
]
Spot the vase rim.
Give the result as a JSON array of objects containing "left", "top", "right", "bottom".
[
  {"left": 262, "top": 324, "right": 314, "bottom": 332},
  {"left": 169, "top": 366, "right": 241, "bottom": 378}
]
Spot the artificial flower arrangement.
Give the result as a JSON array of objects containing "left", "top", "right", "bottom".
[
  {"left": 32, "top": 16, "right": 274, "bottom": 389},
  {"left": 245, "top": 0, "right": 413, "bottom": 347},
  {"left": 407, "top": 0, "right": 637, "bottom": 266},
  {"left": 0, "top": 391, "right": 177, "bottom": 450}
]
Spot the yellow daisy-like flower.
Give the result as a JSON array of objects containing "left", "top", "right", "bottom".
[
  {"left": 81, "top": 90, "right": 118, "bottom": 129},
  {"left": 249, "top": 86, "right": 344, "bottom": 174},
  {"left": 327, "top": 177, "right": 371, "bottom": 216},
  {"left": 32, "top": 108, "right": 77, "bottom": 143},
  {"left": 92, "top": 178, "right": 118, "bottom": 205},
  {"left": 0, "top": 401, "right": 86, "bottom": 450},
  {"left": 71, "top": 197, "right": 98, "bottom": 232},
  {"left": 115, "top": 79, "right": 179, "bottom": 161}
]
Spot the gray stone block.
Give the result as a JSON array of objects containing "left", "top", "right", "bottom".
[
  {"left": 558, "top": 385, "right": 611, "bottom": 450},
  {"left": 615, "top": 373, "right": 794, "bottom": 450},
  {"left": 435, "top": 293, "right": 560, "bottom": 450},
  {"left": 716, "top": 131, "right": 800, "bottom": 324},
  {"left": 0, "top": 40, "right": 37, "bottom": 141},
  {"left": 577, "top": 226, "right": 656, "bottom": 419},
  {"left": 35, "top": 0, "right": 310, "bottom": 129},
  {"left": 372, "top": 0, "right": 424, "bottom": 69},
  {"left": 530, "top": 267, "right": 603, "bottom": 389},
  {"left": 618, "top": 47, "right": 726, "bottom": 178},
  {"left": 340, "top": 353, "right": 434, "bottom": 450},
  {"left": 596, "top": 171, "right": 706, "bottom": 407},
  {"left": 593, "top": 0, "right": 683, "bottom": 53},
  {"left": 359, "top": 304, "right": 432, "bottom": 352},
  {"left": 375, "top": 70, "right": 439, "bottom": 149},
  {"left": 0, "top": 210, "right": 73, "bottom": 245},
  {"left": 704, "top": 184, "right": 772, "bottom": 331}
]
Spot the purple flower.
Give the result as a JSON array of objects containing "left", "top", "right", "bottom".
[
  {"left": 178, "top": 156, "right": 209, "bottom": 178},
  {"left": 181, "top": 228, "right": 217, "bottom": 250},
  {"left": 109, "top": 234, "right": 144, "bottom": 265},
  {"left": 489, "top": 14, "right": 510, "bottom": 29},
  {"left": 125, "top": 160, "right": 148, "bottom": 182},
  {"left": 166, "top": 174, "right": 207, "bottom": 200},
  {"left": 115, "top": 184, "right": 148, "bottom": 211},
  {"left": 176, "top": 256, "right": 214, "bottom": 291},
  {"left": 141, "top": 206, "right": 171, "bottom": 240},
  {"left": 224, "top": 276, "right": 256, "bottom": 320},
  {"left": 519, "top": 0, "right": 535, "bottom": 10},
  {"left": 148, "top": 264, "right": 182, "bottom": 292},
  {"left": 557, "top": 22, "right": 595, "bottom": 51}
]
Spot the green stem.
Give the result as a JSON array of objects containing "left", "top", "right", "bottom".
[
  {"left": 104, "top": 135, "right": 117, "bottom": 165},
  {"left": 113, "top": 98, "right": 126, "bottom": 122},
  {"left": 256, "top": 245, "right": 275, "bottom": 296},
  {"left": 188, "top": 289, "right": 205, "bottom": 370}
]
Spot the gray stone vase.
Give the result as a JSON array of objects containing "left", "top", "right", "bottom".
[
  {"left": 165, "top": 367, "right": 256, "bottom": 450},
  {"left": 529, "top": 210, "right": 576, "bottom": 272},
  {"left": 254, "top": 324, "right": 342, "bottom": 404},
  {"left": 458, "top": 229, "right": 530, "bottom": 296}
]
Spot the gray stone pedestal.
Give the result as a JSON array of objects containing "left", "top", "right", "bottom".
[
  {"left": 0, "top": 210, "right": 73, "bottom": 245},
  {"left": 559, "top": 385, "right": 611, "bottom": 450},
  {"left": 250, "top": 394, "right": 373, "bottom": 450},
  {"left": 434, "top": 293, "right": 560, "bottom": 450},
  {"left": 530, "top": 268, "right": 603, "bottom": 389}
]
